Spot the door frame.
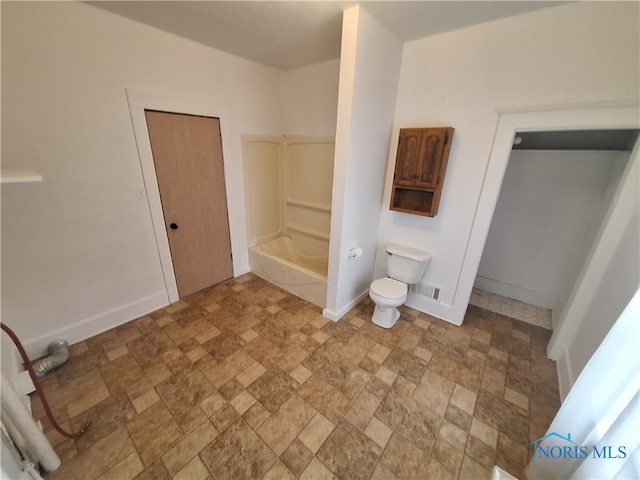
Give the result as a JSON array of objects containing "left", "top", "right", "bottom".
[{"left": 126, "top": 88, "right": 241, "bottom": 303}]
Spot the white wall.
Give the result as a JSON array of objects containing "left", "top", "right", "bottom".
[
  {"left": 324, "top": 6, "right": 403, "bottom": 320},
  {"left": 548, "top": 141, "right": 639, "bottom": 397},
  {"left": 1, "top": 2, "right": 284, "bottom": 357},
  {"left": 283, "top": 59, "right": 340, "bottom": 136},
  {"left": 377, "top": 1, "right": 640, "bottom": 324},
  {"left": 476, "top": 150, "right": 629, "bottom": 312}
]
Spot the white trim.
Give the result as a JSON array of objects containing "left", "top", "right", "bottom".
[
  {"left": 322, "top": 288, "right": 369, "bottom": 322},
  {"left": 22, "top": 291, "right": 168, "bottom": 359},
  {"left": 455, "top": 103, "right": 640, "bottom": 325},
  {"left": 126, "top": 88, "right": 245, "bottom": 302}
]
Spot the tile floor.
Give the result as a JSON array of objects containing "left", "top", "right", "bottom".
[
  {"left": 469, "top": 288, "right": 552, "bottom": 331},
  {"left": 33, "top": 273, "right": 560, "bottom": 480}
]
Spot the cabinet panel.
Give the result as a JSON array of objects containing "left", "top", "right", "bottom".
[{"left": 390, "top": 126, "right": 454, "bottom": 217}]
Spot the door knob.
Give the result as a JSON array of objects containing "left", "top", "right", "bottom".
[{"left": 170, "top": 223, "right": 178, "bottom": 230}]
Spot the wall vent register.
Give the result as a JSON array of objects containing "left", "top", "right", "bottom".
[{"left": 390, "top": 127, "right": 454, "bottom": 217}]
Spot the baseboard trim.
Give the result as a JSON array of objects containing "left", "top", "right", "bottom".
[
  {"left": 323, "top": 289, "right": 369, "bottom": 322},
  {"left": 23, "top": 292, "right": 169, "bottom": 358},
  {"left": 555, "top": 348, "right": 573, "bottom": 401}
]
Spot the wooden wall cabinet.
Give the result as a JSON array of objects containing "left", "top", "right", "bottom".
[{"left": 390, "top": 127, "right": 454, "bottom": 217}]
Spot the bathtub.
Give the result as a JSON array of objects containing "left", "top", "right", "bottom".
[{"left": 249, "top": 236, "right": 328, "bottom": 308}]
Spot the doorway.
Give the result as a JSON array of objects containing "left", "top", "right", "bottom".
[
  {"left": 472, "top": 129, "right": 635, "bottom": 330},
  {"left": 145, "top": 110, "right": 233, "bottom": 298}
]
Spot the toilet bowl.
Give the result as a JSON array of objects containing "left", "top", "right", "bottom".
[
  {"left": 369, "top": 277, "right": 408, "bottom": 328},
  {"left": 369, "top": 244, "right": 431, "bottom": 329}
]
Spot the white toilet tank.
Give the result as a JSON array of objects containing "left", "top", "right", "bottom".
[{"left": 385, "top": 244, "right": 431, "bottom": 284}]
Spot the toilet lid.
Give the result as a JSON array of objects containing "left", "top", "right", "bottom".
[{"left": 371, "top": 277, "right": 407, "bottom": 299}]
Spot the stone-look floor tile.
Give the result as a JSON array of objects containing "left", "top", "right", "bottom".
[
  {"left": 132, "top": 389, "right": 160, "bottom": 414},
  {"left": 278, "top": 346, "right": 310, "bottom": 372},
  {"left": 95, "top": 452, "right": 144, "bottom": 480},
  {"left": 472, "top": 328, "right": 492, "bottom": 345},
  {"left": 382, "top": 348, "right": 427, "bottom": 383},
  {"left": 290, "top": 363, "right": 313, "bottom": 384},
  {"left": 66, "top": 383, "right": 111, "bottom": 419},
  {"left": 125, "top": 361, "right": 172, "bottom": 400},
  {"left": 445, "top": 404, "right": 472, "bottom": 432},
  {"left": 218, "top": 378, "right": 244, "bottom": 400},
  {"left": 427, "top": 354, "right": 460, "bottom": 384},
  {"left": 396, "top": 332, "right": 421, "bottom": 352},
  {"left": 344, "top": 390, "right": 382, "bottom": 430},
  {"left": 366, "top": 376, "right": 391, "bottom": 399},
  {"left": 173, "top": 457, "right": 210, "bottom": 480},
  {"left": 370, "top": 462, "right": 400, "bottom": 480},
  {"left": 242, "top": 401, "right": 272, "bottom": 430},
  {"left": 458, "top": 455, "right": 491, "bottom": 480},
  {"left": 317, "top": 420, "right": 382, "bottom": 480},
  {"left": 56, "top": 348, "right": 109, "bottom": 386},
  {"left": 263, "top": 461, "right": 297, "bottom": 480},
  {"left": 126, "top": 401, "right": 183, "bottom": 467},
  {"left": 465, "top": 435, "right": 497, "bottom": 470},
  {"left": 450, "top": 384, "right": 477, "bottom": 416},
  {"left": 439, "top": 420, "right": 468, "bottom": 451},
  {"left": 368, "top": 343, "right": 392, "bottom": 364},
  {"left": 412, "top": 369, "right": 455, "bottom": 416},
  {"left": 247, "top": 367, "right": 298, "bottom": 413},
  {"left": 200, "top": 418, "right": 277, "bottom": 480},
  {"left": 470, "top": 417, "right": 499, "bottom": 449},
  {"left": 127, "top": 330, "right": 175, "bottom": 368},
  {"left": 38, "top": 275, "right": 560, "bottom": 480},
  {"left": 300, "top": 458, "right": 336, "bottom": 480},
  {"left": 155, "top": 365, "right": 215, "bottom": 421},
  {"left": 413, "top": 345, "right": 433, "bottom": 363},
  {"left": 359, "top": 356, "right": 381, "bottom": 375},
  {"left": 380, "top": 432, "right": 428, "bottom": 479},
  {"left": 375, "top": 365, "right": 399, "bottom": 385},
  {"left": 375, "top": 388, "right": 441, "bottom": 452},
  {"left": 105, "top": 344, "right": 130, "bottom": 362},
  {"left": 481, "top": 366, "right": 506, "bottom": 396},
  {"left": 160, "top": 420, "right": 218, "bottom": 475},
  {"left": 49, "top": 427, "right": 135, "bottom": 480},
  {"left": 298, "top": 413, "right": 336, "bottom": 453},
  {"left": 474, "top": 391, "right": 529, "bottom": 444},
  {"left": 200, "top": 349, "right": 255, "bottom": 387},
  {"left": 230, "top": 389, "right": 257, "bottom": 415},
  {"left": 70, "top": 392, "right": 137, "bottom": 452},
  {"left": 496, "top": 432, "right": 529, "bottom": 478},
  {"left": 504, "top": 386, "right": 529, "bottom": 411},
  {"left": 133, "top": 460, "right": 171, "bottom": 480},
  {"left": 211, "top": 404, "right": 240, "bottom": 432},
  {"left": 235, "top": 361, "right": 268, "bottom": 387},
  {"left": 364, "top": 416, "right": 393, "bottom": 449},
  {"left": 338, "top": 333, "right": 374, "bottom": 364},
  {"left": 257, "top": 394, "right": 318, "bottom": 455},
  {"left": 198, "top": 391, "right": 226, "bottom": 417},
  {"left": 434, "top": 437, "right": 464, "bottom": 474},
  {"left": 202, "top": 330, "right": 245, "bottom": 361},
  {"left": 297, "top": 375, "right": 350, "bottom": 424},
  {"left": 280, "top": 439, "right": 314, "bottom": 476},
  {"left": 392, "top": 375, "right": 417, "bottom": 397}
]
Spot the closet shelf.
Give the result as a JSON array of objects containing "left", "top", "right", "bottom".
[{"left": 1, "top": 168, "right": 43, "bottom": 184}]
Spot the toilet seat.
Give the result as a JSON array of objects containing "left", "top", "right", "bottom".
[{"left": 370, "top": 277, "right": 407, "bottom": 300}]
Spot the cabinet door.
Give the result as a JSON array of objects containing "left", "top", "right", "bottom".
[
  {"left": 394, "top": 128, "right": 451, "bottom": 189},
  {"left": 393, "top": 128, "right": 425, "bottom": 187},
  {"left": 416, "top": 128, "right": 450, "bottom": 189}
]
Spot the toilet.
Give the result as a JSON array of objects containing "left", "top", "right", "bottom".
[{"left": 369, "top": 244, "right": 431, "bottom": 328}]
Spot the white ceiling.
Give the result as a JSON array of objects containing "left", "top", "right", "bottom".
[{"left": 88, "top": 1, "right": 562, "bottom": 71}]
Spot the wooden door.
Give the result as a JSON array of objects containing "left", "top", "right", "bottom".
[{"left": 145, "top": 110, "right": 233, "bottom": 298}]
